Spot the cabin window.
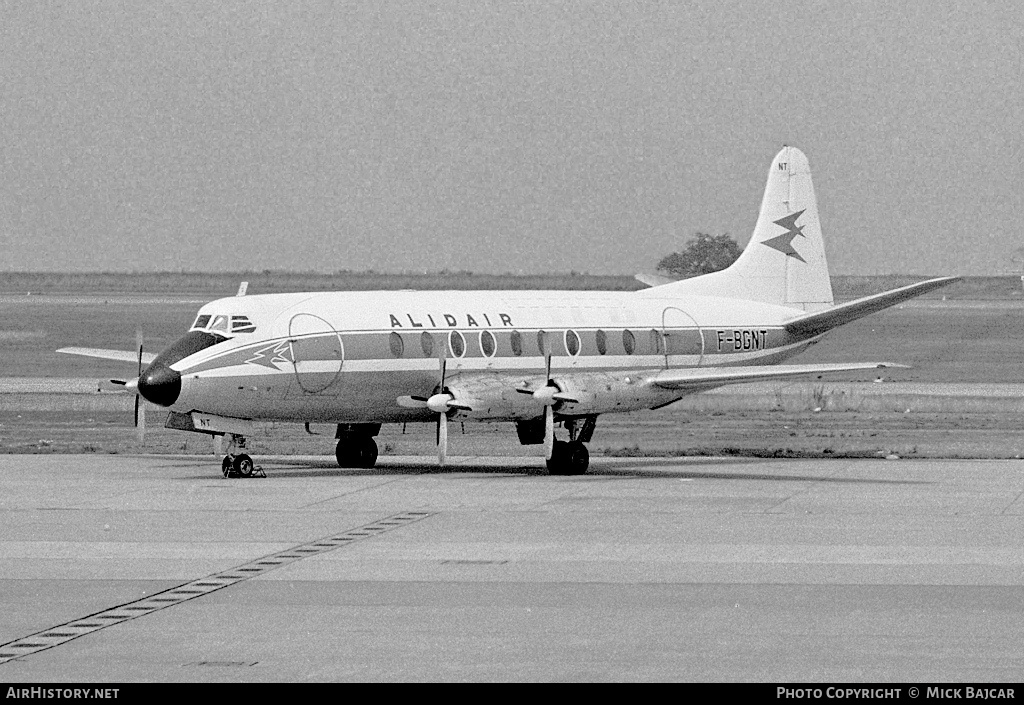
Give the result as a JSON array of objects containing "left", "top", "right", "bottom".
[
  {"left": 389, "top": 332, "right": 404, "bottom": 358},
  {"left": 564, "top": 330, "right": 580, "bottom": 356},
  {"left": 650, "top": 328, "right": 663, "bottom": 354},
  {"left": 449, "top": 330, "right": 466, "bottom": 358},
  {"left": 622, "top": 329, "right": 635, "bottom": 355},
  {"left": 537, "top": 330, "right": 549, "bottom": 356},
  {"left": 596, "top": 329, "right": 607, "bottom": 355},
  {"left": 480, "top": 330, "right": 496, "bottom": 357},
  {"left": 420, "top": 331, "right": 434, "bottom": 357},
  {"left": 510, "top": 330, "right": 523, "bottom": 357},
  {"left": 192, "top": 314, "right": 212, "bottom": 330}
]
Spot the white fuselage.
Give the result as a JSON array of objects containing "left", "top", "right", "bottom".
[{"left": 164, "top": 289, "right": 819, "bottom": 423}]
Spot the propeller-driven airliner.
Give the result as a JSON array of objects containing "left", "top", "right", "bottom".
[{"left": 59, "top": 146, "right": 958, "bottom": 476}]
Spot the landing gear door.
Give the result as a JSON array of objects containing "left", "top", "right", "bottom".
[
  {"left": 662, "top": 307, "right": 703, "bottom": 368},
  {"left": 289, "top": 313, "right": 344, "bottom": 394}
]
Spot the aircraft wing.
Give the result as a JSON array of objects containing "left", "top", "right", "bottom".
[
  {"left": 57, "top": 347, "right": 157, "bottom": 365},
  {"left": 647, "top": 362, "right": 904, "bottom": 391},
  {"left": 783, "top": 276, "right": 960, "bottom": 337}
]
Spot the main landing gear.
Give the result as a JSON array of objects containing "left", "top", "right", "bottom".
[
  {"left": 516, "top": 415, "right": 596, "bottom": 476},
  {"left": 546, "top": 440, "right": 589, "bottom": 476},
  {"left": 335, "top": 423, "right": 381, "bottom": 468},
  {"left": 335, "top": 436, "right": 378, "bottom": 468},
  {"left": 221, "top": 434, "right": 265, "bottom": 478},
  {"left": 543, "top": 416, "right": 595, "bottom": 476}
]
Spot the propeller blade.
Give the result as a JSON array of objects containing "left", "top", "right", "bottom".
[
  {"left": 99, "top": 379, "right": 128, "bottom": 392},
  {"left": 543, "top": 405, "right": 554, "bottom": 460},
  {"left": 436, "top": 343, "right": 450, "bottom": 467},
  {"left": 396, "top": 395, "right": 429, "bottom": 408},
  {"left": 135, "top": 329, "right": 144, "bottom": 377},
  {"left": 213, "top": 434, "right": 223, "bottom": 457},
  {"left": 437, "top": 413, "right": 448, "bottom": 467},
  {"left": 134, "top": 397, "right": 145, "bottom": 444},
  {"left": 132, "top": 330, "right": 145, "bottom": 443},
  {"left": 545, "top": 353, "right": 552, "bottom": 384}
]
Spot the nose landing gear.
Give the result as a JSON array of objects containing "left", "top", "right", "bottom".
[{"left": 220, "top": 434, "right": 265, "bottom": 478}]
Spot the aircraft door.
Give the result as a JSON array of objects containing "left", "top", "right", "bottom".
[
  {"left": 288, "top": 313, "right": 344, "bottom": 394},
  {"left": 662, "top": 307, "right": 704, "bottom": 368}
]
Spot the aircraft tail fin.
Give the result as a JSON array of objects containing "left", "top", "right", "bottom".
[{"left": 639, "top": 145, "right": 833, "bottom": 311}]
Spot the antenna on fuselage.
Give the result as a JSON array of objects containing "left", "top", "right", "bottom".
[{"left": 236, "top": 281, "right": 248, "bottom": 297}]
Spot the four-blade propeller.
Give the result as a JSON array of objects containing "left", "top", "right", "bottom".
[
  {"left": 515, "top": 353, "right": 577, "bottom": 459},
  {"left": 106, "top": 330, "right": 146, "bottom": 443},
  {"left": 395, "top": 344, "right": 471, "bottom": 466}
]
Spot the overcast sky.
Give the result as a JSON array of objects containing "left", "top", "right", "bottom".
[{"left": 1, "top": 1, "right": 1020, "bottom": 276}]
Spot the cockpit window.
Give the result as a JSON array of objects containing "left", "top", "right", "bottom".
[
  {"left": 190, "top": 313, "right": 257, "bottom": 335},
  {"left": 231, "top": 316, "right": 256, "bottom": 333},
  {"left": 209, "top": 315, "right": 230, "bottom": 334}
]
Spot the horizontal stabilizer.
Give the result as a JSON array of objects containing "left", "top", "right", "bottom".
[
  {"left": 57, "top": 347, "right": 157, "bottom": 365},
  {"left": 783, "top": 276, "right": 960, "bottom": 337},
  {"left": 648, "top": 362, "right": 905, "bottom": 391},
  {"left": 634, "top": 273, "right": 677, "bottom": 288}
]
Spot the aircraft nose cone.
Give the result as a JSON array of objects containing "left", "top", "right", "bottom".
[{"left": 137, "top": 365, "right": 181, "bottom": 407}]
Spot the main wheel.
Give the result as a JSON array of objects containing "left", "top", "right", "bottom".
[
  {"left": 545, "top": 440, "right": 569, "bottom": 475},
  {"left": 546, "top": 441, "right": 589, "bottom": 476},
  {"left": 233, "top": 454, "right": 254, "bottom": 478},
  {"left": 336, "top": 437, "right": 379, "bottom": 469},
  {"left": 355, "top": 437, "right": 378, "bottom": 468},
  {"left": 221, "top": 456, "right": 232, "bottom": 477},
  {"left": 565, "top": 441, "right": 589, "bottom": 475}
]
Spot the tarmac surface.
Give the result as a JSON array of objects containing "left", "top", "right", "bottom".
[{"left": 1, "top": 453, "right": 1023, "bottom": 682}]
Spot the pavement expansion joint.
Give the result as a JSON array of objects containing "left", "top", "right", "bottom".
[{"left": 0, "top": 509, "right": 435, "bottom": 665}]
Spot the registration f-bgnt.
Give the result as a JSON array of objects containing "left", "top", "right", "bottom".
[{"left": 60, "top": 146, "right": 957, "bottom": 476}]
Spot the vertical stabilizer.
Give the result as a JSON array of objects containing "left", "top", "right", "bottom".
[{"left": 641, "top": 146, "right": 834, "bottom": 311}]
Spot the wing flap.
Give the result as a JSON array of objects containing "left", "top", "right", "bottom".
[
  {"left": 648, "top": 362, "right": 904, "bottom": 391},
  {"left": 784, "top": 276, "right": 960, "bottom": 337},
  {"left": 57, "top": 347, "right": 157, "bottom": 365}
]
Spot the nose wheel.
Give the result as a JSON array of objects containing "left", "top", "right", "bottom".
[
  {"left": 220, "top": 434, "right": 265, "bottom": 478},
  {"left": 222, "top": 453, "right": 256, "bottom": 477}
]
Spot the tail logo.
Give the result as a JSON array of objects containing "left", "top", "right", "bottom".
[{"left": 762, "top": 209, "right": 807, "bottom": 263}]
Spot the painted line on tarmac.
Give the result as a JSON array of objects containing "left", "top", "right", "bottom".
[{"left": 0, "top": 510, "right": 434, "bottom": 665}]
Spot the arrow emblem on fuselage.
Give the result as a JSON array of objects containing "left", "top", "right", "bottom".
[{"left": 245, "top": 341, "right": 294, "bottom": 370}]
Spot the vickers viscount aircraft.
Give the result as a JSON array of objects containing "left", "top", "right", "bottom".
[{"left": 59, "top": 146, "right": 957, "bottom": 476}]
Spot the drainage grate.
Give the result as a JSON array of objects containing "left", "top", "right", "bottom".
[
  {"left": 0, "top": 509, "right": 434, "bottom": 664},
  {"left": 186, "top": 660, "right": 258, "bottom": 668},
  {"left": 441, "top": 559, "right": 509, "bottom": 565}
]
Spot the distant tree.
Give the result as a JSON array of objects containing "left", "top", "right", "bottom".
[{"left": 656, "top": 232, "right": 742, "bottom": 278}]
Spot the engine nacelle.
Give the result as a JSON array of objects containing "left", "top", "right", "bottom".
[
  {"left": 441, "top": 371, "right": 680, "bottom": 420},
  {"left": 442, "top": 374, "right": 541, "bottom": 421},
  {"left": 547, "top": 372, "right": 679, "bottom": 416}
]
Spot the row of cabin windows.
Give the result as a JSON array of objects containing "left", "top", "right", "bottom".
[{"left": 387, "top": 328, "right": 668, "bottom": 359}]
